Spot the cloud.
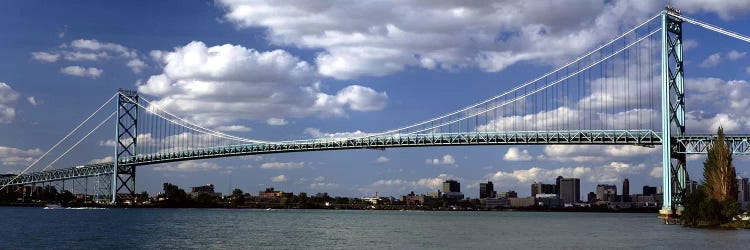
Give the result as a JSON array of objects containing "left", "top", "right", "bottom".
[
  {"left": 32, "top": 38, "right": 145, "bottom": 74},
  {"left": 486, "top": 162, "right": 645, "bottom": 185},
  {"left": 126, "top": 59, "right": 146, "bottom": 73},
  {"left": 271, "top": 174, "right": 288, "bottom": 182},
  {"left": 0, "top": 82, "right": 20, "bottom": 123},
  {"left": 138, "top": 41, "right": 388, "bottom": 128},
  {"left": 310, "top": 182, "right": 340, "bottom": 189},
  {"left": 88, "top": 156, "right": 114, "bottom": 164},
  {"left": 303, "top": 128, "right": 373, "bottom": 139},
  {"left": 218, "top": 0, "right": 667, "bottom": 79},
  {"left": 152, "top": 161, "right": 225, "bottom": 172},
  {"left": 26, "top": 96, "right": 39, "bottom": 106},
  {"left": 542, "top": 145, "right": 655, "bottom": 162},
  {"left": 214, "top": 125, "right": 252, "bottom": 132},
  {"left": 266, "top": 118, "right": 288, "bottom": 126},
  {"left": 31, "top": 52, "right": 60, "bottom": 63},
  {"left": 0, "top": 146, "right": 43, "bottom": 166},
  {"left": 503, "top": 147, "right": 532, "bottom": 161},
  {"left": 676, "top": 0, "right": 750, "bottom": 20},
  {"left": 727, "top": 50, "right": 747, "bottom": 60},
  {"left": 685, "top": 78, "right": 750, "bottom": 133},
  {"left": 260, "top": 161, "right": 305, "bottom": 169},
  {"left": 375, "top": 156, "right": 390, "bottom": 163},
  {"left": 649, "top": 166, "right": 662, "bottom": 178},
  {"left": 59, "top": 66, "right": 103, "bottom": 79},
  {"left": 426, "top": 154, "right": 456, "bottom": 165},
  {"left": 700, "top": 53, "right": 721, "bottom": 68},
  {"left": 362, "top": 173, "right": 454, "bottom": 194},
  {"left": 682, "top": 40, "right": 698, "bottom": 51}
]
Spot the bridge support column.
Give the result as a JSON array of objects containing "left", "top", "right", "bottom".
[
  {"left": 660, "top": 10, "right": 686, "bottom": 216},
  {"left": 112, "top": 89, "right": 138, "bottom": 204}
]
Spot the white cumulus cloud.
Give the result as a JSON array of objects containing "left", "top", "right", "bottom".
[
  {"left": 260, "top": 161, "right": 305, "bottom": 169},
  {"left": 138, "top": 41, "right": 387, "bottom": 128},
  {"left": 426, "top": 154, "right": 456, "bottom": 165},
  {"left": 271, "top": 174, "right": 288, "bottom": 182},
  {"left": 0, "top": 82, "right": 20, "bottom": 123},
  {"left": 503, "top": 147, "right": 533, "bottom": 161},
  {"left": 60, "top": 66, "right": 103, "bottom": 79}
]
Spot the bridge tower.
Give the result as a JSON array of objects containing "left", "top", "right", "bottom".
[
  {"left": 660, "top": 7, "right": 687, "bottom": 216},
  {"left": 112, "top": 89, "right": 138, "bottom": 204}
]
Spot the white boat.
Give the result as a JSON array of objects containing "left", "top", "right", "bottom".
[
  {"left": 43, "top": 204, "right": 63, "bottom": 209},
  {"left": 266, "top": 208, "right": 273, "bottom": 211}
]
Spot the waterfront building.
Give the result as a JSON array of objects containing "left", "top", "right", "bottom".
[
  {"left": 738, "top": 177, "right": 749, "bottom": 203},
  {"left": 509, "top": 197, "right": 536, "bottom": 207},
  {"left": 444, "top": 192, "right": 464, "bottom": 200},
  {"left": 443, "top": 180, "right": 463, "bottom": 200},
  {"left": 258, "top": 187, "right": 291, "bottom": 199},
  {"left": 559, "top": 178, "right": 580, "bottom": 204},
  {"left": 587, "top": 192, "right": 596, "bottom": 203},
  {"left": 555, "top": 176, "right": 563, "bottom": 196},
  {"left": 496, "top": 190, "right": 517, "bottom": 199},
  {"left": 190, "top": 184, "right": 222, "bottom": 198},
  {"left": 401, "top": 191, "right": 428, "bottom": 205},
  {"left": 443, "top": 180, "right": 460, "bottom": 193},
  {"left": 483, "top": 198, "right": 510, "bottom": 209},
  {"left": 536, "top": 193, "right": 563, "bottom": 208},
  {"left": 480, "top": 181, "right": 495, "bottom": 199},
  {"left": 642, "top": 186, "right": 657, "bottom": 196},
  {"left": 596, "top": 184, "right": 617, "bottom": 202},
  {"left": 622, "top": 179, "right": 630, "bottom": 202},
  {"left": 531, "top": 182, "right": 556, "bottom": 197},
  {"left": 427, "top": 190, "right": 442, "bottom": 199}
]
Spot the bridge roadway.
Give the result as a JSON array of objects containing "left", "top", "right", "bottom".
[{"left": 1, "top": 130, "right": 748, "bottom": 186}]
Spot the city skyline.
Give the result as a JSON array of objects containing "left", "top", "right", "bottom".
[{"left": 2, "top": 1, "right": 750, "bottom": 198}]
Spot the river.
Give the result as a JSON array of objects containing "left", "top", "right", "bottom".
[{"left": 1, "top": 207, "right": 747, "bottom": 249}]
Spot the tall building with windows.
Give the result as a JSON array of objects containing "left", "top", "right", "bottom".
[
  {"left": 480, "top": 181, "right": 495, "bottom": 199},
  {"left": 622, "top": 179, "right": 630, "bottom": 202},
  {"left": 531, "top": 182, "right": 556, "bottom": 197},
  {"left": 643, "top": 186, "right": 657, "bottom": 196},
  {"left": 738, "top": 176, "right": 749, "bottom": 202},
  {"left": 596, "top": 184, "right": 617, "bottom": 202},
  {"left": 443, "top": 180, "right": 460, "bottom": 193},
  {"left": 443, "top": 180, "right": 463, "bottom": 200},
  {"left": 555, "top": 176, "right": 563, "bottom": 196},
  {"left": 559, "top": 178, "right": 580, "bottom": 204}
]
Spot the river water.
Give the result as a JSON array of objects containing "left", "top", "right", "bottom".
[{"left": 1, "top": 207, "right": 747, "bottom": 249}]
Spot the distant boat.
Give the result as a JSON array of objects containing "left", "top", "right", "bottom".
[
  {"left": 43, "top": 204, "right": 63, "bottom": 209},
  {"left": 266, "top": 208, "right": 273, "bottom": 211}
]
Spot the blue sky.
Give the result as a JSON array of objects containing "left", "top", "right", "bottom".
[{"left": 2, "top": 0, "right": 750, "bottom": 198}]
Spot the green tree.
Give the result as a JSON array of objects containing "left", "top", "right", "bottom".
[
  {"left": 231, "top": 188, "right": 245, "bottom": 206},
  {"left": 703, "top": 127, "right": 738, "bottom": 202},
  {"left": 682, "top": 127, "right": 741, "bottom": 227}
]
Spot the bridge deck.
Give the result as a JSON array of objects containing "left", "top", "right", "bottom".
[
  {"left": 5, "top": 130, "right": 750, "bottom": 187},
  {"left": 3, "top": 130, "right": 661, "bottom": 186}
]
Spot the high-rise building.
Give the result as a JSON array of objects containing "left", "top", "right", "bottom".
[
  {"left": 622, "top": 179, "right": 630, "bottom": 202},
  {"left": 443, "top": 180, "right": 460, "bottom": 193},
  {"left": 480, "top": 181, "right": 495, "bottom": 199},
  {"left": 643, "top": 186, "right": 657, "bottom": 196},
  {"left": 596, "top": 184, "right": 617, "bottom": 202},
  {"left": 559, "top": 178, "right": 580, "bottom": 204},
  {"left": 531, "top": 182, "right": 556, "bottom": 197},
  {"left": 555, "top": 176, "right": 563, "bottom": 196},
  {"left": 587, "top": 192, "right": 596, "bottom": 203},
  {"left": 737, "top": 177, "right": 749, "bottom": 202}
]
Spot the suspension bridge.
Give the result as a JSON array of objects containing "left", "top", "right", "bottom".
[{"left": 2, "top": 8, "right": 750, "bottom": 216}]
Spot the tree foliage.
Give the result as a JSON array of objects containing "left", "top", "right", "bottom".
[
  {"left": 702, "top": 127, "right": 738, "bottom": 202},
  {"left": 682, "top": 127, "right": 741, "bottom": 227}
]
